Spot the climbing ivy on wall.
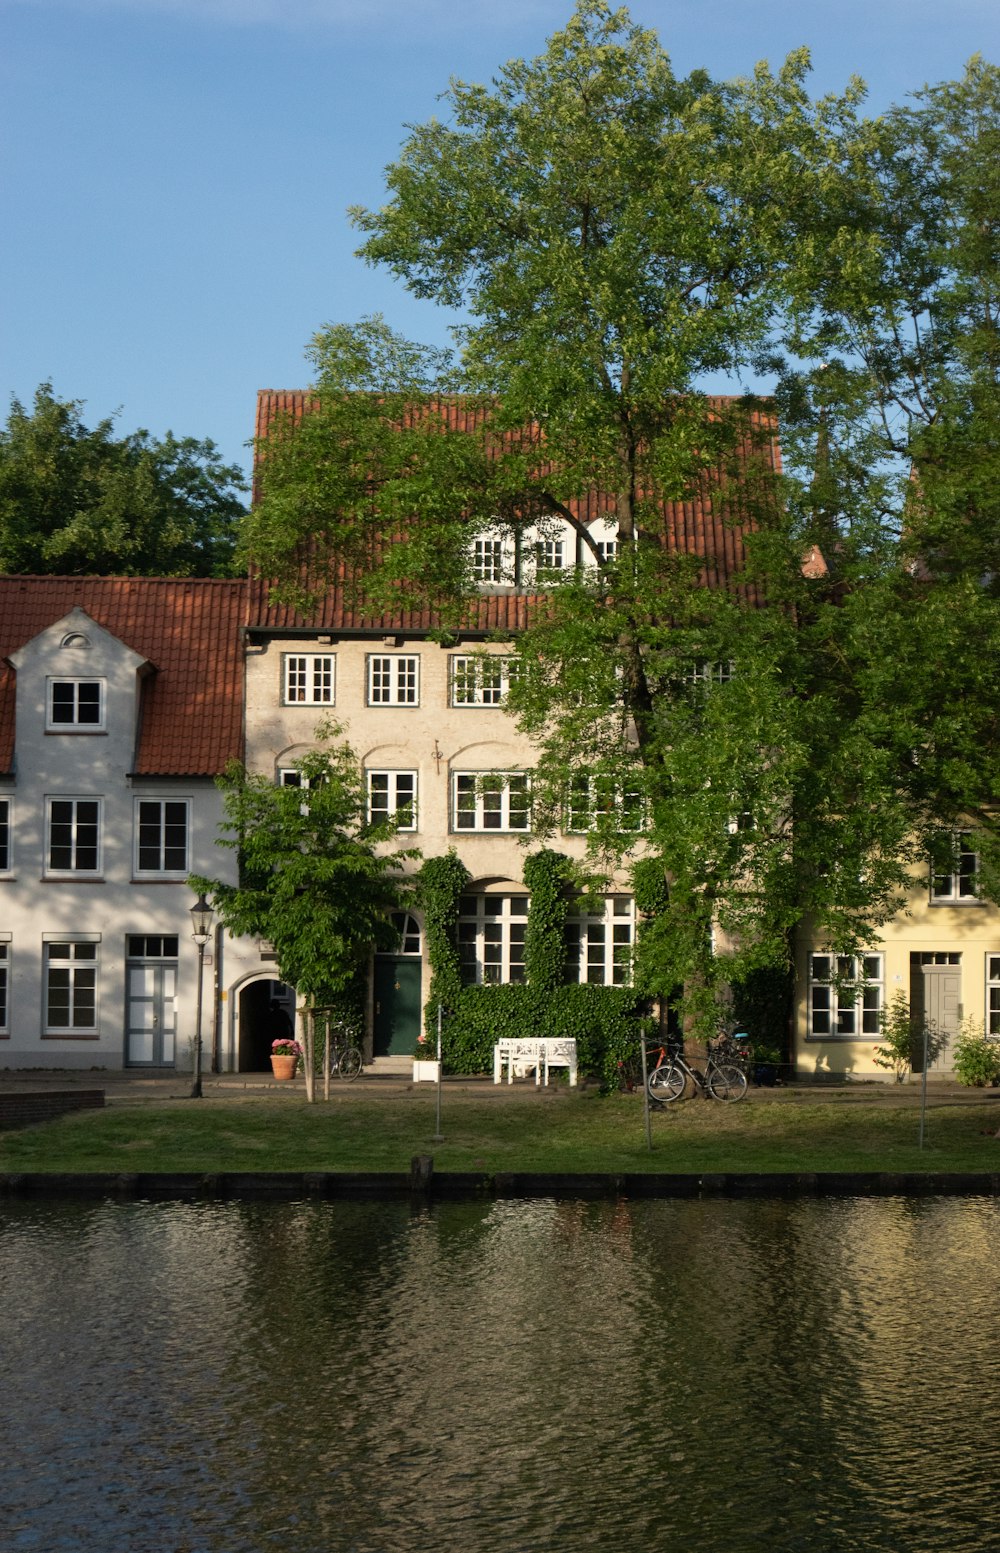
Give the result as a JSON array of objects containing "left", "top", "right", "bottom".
[
  {"left": 418, "top": 851, "right": 470, "bottom": 1037},
  {"left": 523, "top": 848, "right": 572, "bottom": 994}
]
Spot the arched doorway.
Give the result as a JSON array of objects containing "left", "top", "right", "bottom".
[
  {"left": 373, "top": 913, "right": 422, "bottom": 1057},
  {"left": 237, "top": 977, "right": 296, "bottom": 1071}
]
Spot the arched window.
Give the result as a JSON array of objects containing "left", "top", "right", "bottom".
[{"left": 391, "top": 913, "right": 421, "bottom": 956}]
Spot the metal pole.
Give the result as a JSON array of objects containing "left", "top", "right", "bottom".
[
  {"left": 190, "top": 938, "right": 205, "bottom": 1099},
  {"left": 433, "top": 1002, "right": 444, "bottom": 1142},
  {"left": 918, "top": 1020, "right": 930, "bottom": 1150},
  {"left": 640, "top": 1032, "right": 652, "bottom": 1152}
]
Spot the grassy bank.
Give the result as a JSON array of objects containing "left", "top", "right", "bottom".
[{"left": 2, "top": 1090, "right": 1000, "bottom": 1175}]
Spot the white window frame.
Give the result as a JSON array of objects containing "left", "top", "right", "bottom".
[
  {"left": 986, "top": 955, "right": 1000, "bottom": 1038},
  {"left": 45, "top": 797, "right": 102, "bottom": 876},
  {"left": 0, "top": 937, "right": 9, "bottom": 1034},
  {"left": 807, "top": 953, "right": 884, "bottom": 1039},
  {"left": 537, "top": 537, "right": 565, "bottom": 571},
  {"left": 566, "top": 776, "right": 645, "bottom": 834},
  {"left": 0, "top": 796, "right": 10, "bottom": 873},
  {"left": 134, "top": 798, "right": 190, "bottom": 876},
  {"left": 471, "top": 534, "right": 513, "bottom": 585},
  {"left": 46, "top": 677, "right": 105, "bottom": 731},
  {"left": 43, "top": 936, "right": 100, "bottom": 1035},
  {"left": 458, "top": 893, "right": 529, "bottom": 985},
  {"left": 930, "top": 832, "right": 979, "bottom": 903},
  {"left": 282, "top": 653, "right": 335, "bottom": 706},
  {"left": 565, "top": 896, "right": 634, "bottom": 985},
  {"left": 452, "top": 771, "right": 531, "bottom": 832},
  {"left": 687, "top": 660, "right": 735, "bottom": 685},
  {"left": 366, "top": 654, "right": 419, "bottom": 707},
  {"left": 366, "top": 770, "right": 418, "bottom": 831},
  {"left": 450, "top": 655, "right": 516, "bottom": 707},
  {"left": 278, "top": 768, "right": 320, "bottom": 789}
]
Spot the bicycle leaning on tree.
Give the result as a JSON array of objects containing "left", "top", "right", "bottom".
[{"left": 646, "top": 1038, "right": 748, "bottom": 1104}]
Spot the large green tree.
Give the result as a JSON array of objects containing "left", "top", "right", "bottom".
[
  {"left": 0, "top": 382, "right": 246, "bottom": 575},
  {"left": 191, "top": 734, "right": 416, "bottom": 1099},
  {"left": 245, "top": 5, "right": 1000, "bottom": 1033}
]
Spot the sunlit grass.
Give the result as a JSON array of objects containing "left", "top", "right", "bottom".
[{"left": 2, "top": 1090, "right": 999, "bottom": 1176}]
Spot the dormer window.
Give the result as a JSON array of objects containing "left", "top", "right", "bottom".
[
  {"left": 47, "top": 678, "right": 104, "bottom": 731},
  {"left": 472, "top": 538, "right": 505, "bottom": 583}
]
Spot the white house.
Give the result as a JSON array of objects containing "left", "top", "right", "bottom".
[{"left": 0, "top": 577, "right": 269, "bottom": 1073}]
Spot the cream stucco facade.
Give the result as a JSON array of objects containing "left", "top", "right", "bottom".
[{"left": 795, "top": 848, "right": 1000, "bottom": 1080}]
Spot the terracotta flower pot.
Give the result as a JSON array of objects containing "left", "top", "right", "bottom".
[{"left": 270, "top": 1053, "right": 298, "bottom": 1081}]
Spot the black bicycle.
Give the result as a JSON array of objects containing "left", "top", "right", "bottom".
[{"left": 647, "top": 1040, "right": 748, "bottom": 1103}]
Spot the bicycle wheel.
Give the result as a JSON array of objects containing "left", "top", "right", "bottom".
[
  {"left": 337, "top": 1046, "right": 364, "bottom": 1081},
  {"left": 647, "top": 1062, "right": 686, "bottom": 1102},
  {"left": 707, "top": 1062, "right": 747, "bottom": 1102}
]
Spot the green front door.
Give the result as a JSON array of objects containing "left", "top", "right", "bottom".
[{"left": 373, "top": 958, "right": 422, "bottom": 1056}]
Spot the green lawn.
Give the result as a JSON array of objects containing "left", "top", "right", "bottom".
[{"left": 2, "top": 1090, "right": 1000, "bottom": 1175}]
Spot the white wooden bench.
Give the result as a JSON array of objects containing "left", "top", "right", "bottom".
[{"left": 493, "top": 1038, "right": 578, "bottom": 1087}]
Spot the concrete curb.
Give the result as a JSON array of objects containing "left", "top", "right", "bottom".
[{"left": 2, "top": 1167, "right": 999, "bottom": 1201}]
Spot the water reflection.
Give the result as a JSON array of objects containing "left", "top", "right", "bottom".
[{"left": 1, "top": 1196, "right": 997, "bottom": 1552}]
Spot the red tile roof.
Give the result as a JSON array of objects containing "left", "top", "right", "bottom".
[
  {"left": 250, "top": 390, "right": 780, "bottom": 632},
  {"left": 0, "top": 577, "right": 247, "bottom": 775}
]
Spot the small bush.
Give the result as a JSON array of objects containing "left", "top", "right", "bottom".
[{"left": 952, "top": 1024, "right": 1000, "bottom": 1088}]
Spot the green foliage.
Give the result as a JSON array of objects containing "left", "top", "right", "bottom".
[
  {"left": 191, "top": 732, "right": 415, "bottom": 1007},
  {"left": 0, "top": 382, "right": 245, "bottom": 575},
  {"left": 873, "top": 992, "right": 916, "bottom": 1083},
  {"left": 730, "top": 966, "right": 792, "bottom": 1061},
  {"left": 250, "top": 8, "right": 1000, "bottom": 1040},
  {"left": 444, "top": 983, "right": 646, "bottom": 1091},
  {"left": 523, "top": 849, "right": 572, "bottom": 994},
  {"left": 418, "top": 851, "right": 470, "bottom": 1038},
  {"left": 952, "top": 1023, "right": 1000, "bottom": 1088},
  {"left": 310, "top": 970, "right": 368, "bottom": 1071}
]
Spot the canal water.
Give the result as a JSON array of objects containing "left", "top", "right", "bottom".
[{"left": 1, "top": 1195, "right": 997, "bottom": 1552}]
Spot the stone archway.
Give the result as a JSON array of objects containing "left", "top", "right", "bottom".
[{"left": 235, "top": 976, "right": 296, "bottom": 1072}]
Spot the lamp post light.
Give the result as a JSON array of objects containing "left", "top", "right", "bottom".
[{"left": 189, "top": 892, "right": 214, "bottom": 1100}]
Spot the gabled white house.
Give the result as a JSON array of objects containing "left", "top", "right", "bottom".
[{"left": 0, "top": 578, "right": 267, "bottom": 1072}]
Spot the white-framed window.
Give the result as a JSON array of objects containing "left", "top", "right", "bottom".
[
  {"left": 127, "top": 935, "right": 179, "bottom": 959},
  {"left": 46, "top": 798, "right": 101, "bottom": 874},
  {"left": 986, "top": 955, "right": 1000, "bottom": 1038},
  {"left": 278, "top": 768, "right": 321, "bottom": 790},
  {"left": 450, "top": 655, "right": 516, "bottom": 707},
  {"left": 471, "top": 536, "right": 506, "bottom": 584},
  {"left": 537, "top": 538, "right": 565, "bottom": 571},
  {"left": 566, "top": 776, "right": 645, "bottom": 833},
  {"left": 391, "top": 912, "right": 421, "bottom": 955},
  {"left": 367, "top": 655, "right": 419, "bottom": 706},
  {"left": 565, "top": 896, "right": 634, "bottom": 985},
  {"left": 367, "top": 770, "right": 417, "bottom": 830},
  {"left": 458, "top": 893, "right": 528, "bottom": 985},
  {"left": 44, "top": 938, "right": 99, "bottom": 1033},
  {"left": 0, "top": 938, "right": 9, "bottom": 1033},
  {"left": 594, "top": 539, "right": 618, "bottom": 563},
  {"left": 47, "top": 678, "right": 105, "bottom": 730},
  {"left": 808, "top": 953, "right": 883, "bottom": 1038},
  {"left": 453, "top": 772, "right": 531, "bottom": 832},
  {"left": 135, "top": 799, "right": 189, "bottom": 875},
  {"left": 282, "top": 653, "right": 335, "bottom": 705},
  {"left": 930, "top": 832, "right": 979, "bottom": 902},
  {"left": 687, "top": 660, "right": 735, "bottom": 685},
  {"left": 0, "top": 797, "right": 10, "bottom": 873}
]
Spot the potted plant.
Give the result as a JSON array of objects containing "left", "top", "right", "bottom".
[
  {"left": 271, "top": 1037, "right": 303, "bottom": 1081},
  {"left": 412, "top": 1032, "right": 441, "bottom": 1083}
]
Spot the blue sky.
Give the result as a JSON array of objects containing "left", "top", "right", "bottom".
[{"left": 3, "top": 0, "right": 998, "bottom": 482}]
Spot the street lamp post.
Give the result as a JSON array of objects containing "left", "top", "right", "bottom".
[{"left": 189, "top": 892, "right": 214, "bottom": 1100}]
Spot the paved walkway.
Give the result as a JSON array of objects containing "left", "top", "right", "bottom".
[{"left": 1, "top": 1064, "right": 998, "bottom": 1110}]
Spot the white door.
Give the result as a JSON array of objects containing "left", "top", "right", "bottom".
[{"left": 126, "top": 962, "right": 178, "bottom": 1066}]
